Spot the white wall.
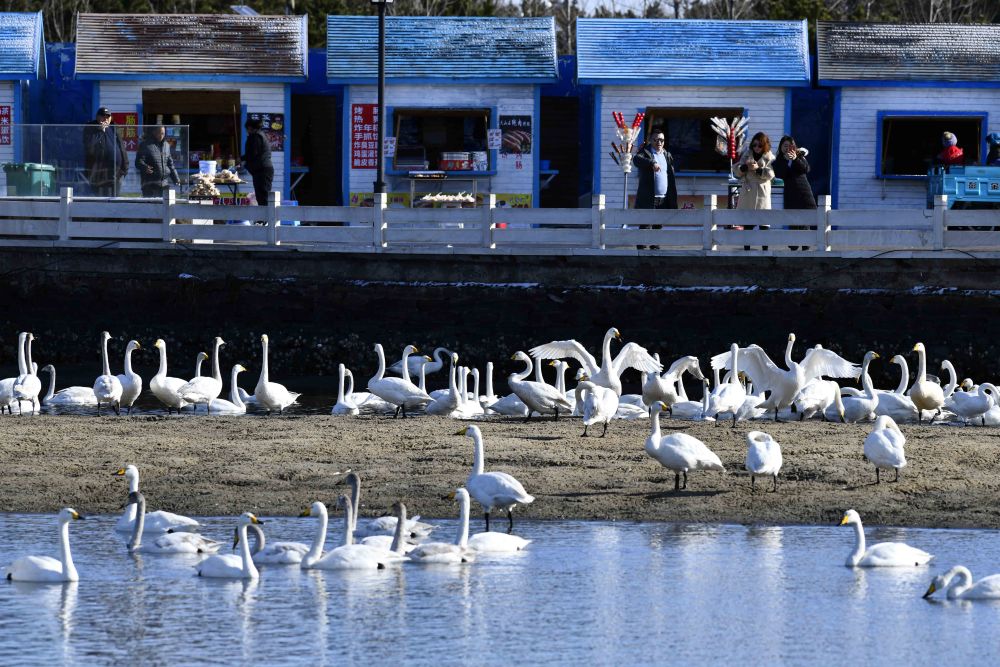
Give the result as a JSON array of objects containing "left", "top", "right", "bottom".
[
  {"left": 98, "top": 80, "right": 286, "bottom": 197},
  {"left": 598, "top": 86, "right": 788, "bottom": 209},
  {"left": 346, "top": 84, "right": 536, "bottom": 204},
  {"left": 837, "top": 86, "right": 1000, "bottom": 210}
]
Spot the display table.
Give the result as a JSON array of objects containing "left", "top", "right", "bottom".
[{"left": 405, "top": 170, "right": 487, "bottom": 207}]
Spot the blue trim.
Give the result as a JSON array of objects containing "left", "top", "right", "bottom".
[
  {"left": 327, "top": 76, "right": 557, "bottom": 85},
  {"left": 284, "top": 83, "right": 291, "bottom": 199},
  {"left": 784, "top": 88, "right": 792, "bottom": 136},
  {"left": 820, "top": 79, "right": 1000, "bottom": 89},
  {"left": 383, "top": 104, "right": 498, "bottom": 175},
  {"left": 12, "top": 82, "right": 21, "bottom": 163},
  {"left": 533, "top": 86, "right": 540, "bottom": 207},
  {"left": 831, "top": 88, "right": 841, "bottom": 208},
  {"left": 136, "top": 102, "right": 142, "bottom": 125},
  {"left": 578, "top": 77, "right": 810, "bottom": 87},
  {"left": 342, "top": 90, "right": 351, "bottom": 205},
  {"left": 875, "top": 109, "right": 989, "bottom": 178},
  {"left": 592, "top": 85, "right": 602, "bottom": 198},
  {"left": 300, "top": 17, "right": 309, "bottom": 80},
  {"left": 91, "top": 81, "right": 100, "bottom": 120},
  {"left": 240, "top": 103, "right": 247, "bottom": 165},
  {"left": 76, "top": 73, "right": 306, "bottom": 83}
]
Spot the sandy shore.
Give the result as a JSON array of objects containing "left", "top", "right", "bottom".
[{"left": 0, "top": 414, "right": 997, "bottom": 529}]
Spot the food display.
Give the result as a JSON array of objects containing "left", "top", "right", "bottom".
[
  {"left": 189, "top": 173, "right": 221, "bottom": 198},
  {"left": 214, "top": 169, "right": 242, "bottom": 184},
  {"left": 420, "top": 192, "right": 476, "bottom": 205}
]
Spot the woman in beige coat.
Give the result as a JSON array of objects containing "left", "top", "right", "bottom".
[{"left": 731, "top": 131, "right": 775, "bottom": 249}]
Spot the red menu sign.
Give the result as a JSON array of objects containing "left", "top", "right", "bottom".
[
  {"left": 351, "top": 104, "right": 378, "bottom": 169},
  {"left": 111, "top": 112, "right": 139, "bottom": 151},
  {"left": 0, "top": 105, "right": 10, "bottom": 145}
]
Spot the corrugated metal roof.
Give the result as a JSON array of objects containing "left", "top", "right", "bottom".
[
  {"left": 75, "top": 14, "right": 307, "bottom": 80},
  {"left": 0, "top": 12, "right": 44, "bottom": 80},
  {"left": 576, "top": 19, "right": 810, "bottom": 85},
  {"left": 817, "top": 22, "right": 1000, "bottom": 83},
  {"left": 326, "top": 16, "right": 557, "bottom": 83}
]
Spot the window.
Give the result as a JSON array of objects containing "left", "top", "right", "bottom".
[
  {"left": 878, "top": 113, "right": 985, "bottom": 177},
  {"left": 143, "top": 90, "right": 242, "bottom": 169},
  {"left": 643, "top": 107, "right": 744, "bottom": 173},
  {"left": 392, "top": 108, "right": 491, "bottom": 172}
]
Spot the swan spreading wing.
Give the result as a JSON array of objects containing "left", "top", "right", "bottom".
[
  {"left": 611, "top": 342, "right": 662, "bottom": 375},
  {"left": 799, "top": 347, "right": 862, "bottom": 381},
  {"left": 711, "top": 344, "right": 859, "bottom": 394},
  {"left": 529, "top": 339, "right": 599, "bottom": 376}
]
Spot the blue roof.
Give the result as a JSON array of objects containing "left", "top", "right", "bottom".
[
  {"left": 576, "top": 19, "right": 810, "bottom": 87},
  {"left": 0, "top": 12, "right": 44, "bottom": 80},
  {"left": 326, "top": 16, "right": 558, "bottom": 84}
]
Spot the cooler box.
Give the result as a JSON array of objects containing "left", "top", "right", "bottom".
[{"left": 3, "top": 163, "right": 55, "bottom": 196}]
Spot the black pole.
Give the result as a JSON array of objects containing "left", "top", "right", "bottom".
[{"left": 374, "top": 2, "right": 387, "bottom": 194}]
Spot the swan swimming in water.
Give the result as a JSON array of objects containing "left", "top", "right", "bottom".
[
  {"left": 346, "top": 472, "right": 435, "bottom": 539},
  {"left": 195, "top": 513, "right": 262, "bottom": 579},
  {"left": 300, "top": 496, "right": 401, "bottom": 570},
  {"left": 839, "top": 509, "right": 932, "bottom": 568},
  {"left": 114, "top": 464, "right": 200, "bottom": 534},
  {"left": 237, "top": 522, "right": 310, "bottom": 565},
  {"left": 924, "top": 565, "right": 1000, "bottom": 600},
  {"left": 40, "top": 364, "right": 97, "bottom": 407},
  {"left": 408, "top": 489, "right": 476, "bottom": 564},
  {"left": 126, "top": 492, "right": 220, "bottom": 554},
  {"left": 5, "top": 508, "right": 85, "bottom": 582}
]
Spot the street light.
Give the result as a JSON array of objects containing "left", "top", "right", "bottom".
[{"left": 372, "top": 0, "right": 392, "bottom": 195}]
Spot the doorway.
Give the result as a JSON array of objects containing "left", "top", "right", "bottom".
[{"left": 290, "top": 95, "right": 341, "bottom": 205}]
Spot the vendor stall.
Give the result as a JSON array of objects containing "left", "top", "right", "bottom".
[
  {"left": 327, "top": 16, "right": 558, "bottom": 208},
  {"left": 0, "top": 12, "right": 45, "bottom": 175},
  {"left": 74, "top": 13, "right": 307, "bottom": 199}
]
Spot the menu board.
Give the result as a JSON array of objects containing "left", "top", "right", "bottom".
[
  {"left": 352, "top": 104, "right": 379, "bottom": 168},
  {"left": 111, "top": 112, "right": 139, "bottom": 151},
  {"left": 247, "top": 112, "right": 285, "bottom": 152},
  {"left": 0, "top": 105, "right": 10, "bottom": 145}
]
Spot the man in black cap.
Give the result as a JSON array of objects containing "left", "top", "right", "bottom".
[{"left": 83, "top": 107, "right": 128, "bottom": 196}]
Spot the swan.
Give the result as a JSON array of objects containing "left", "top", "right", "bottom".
[
  {"left": 93, "top": 331, "right": 123, "bottom": 416},
  {"left": 671, "top": 378, "right": 712, "bottom": 421},
  {"left": 793, "top": 378, "right": 843, "bottom": 421},
  {"left": 706, "top": 344, "right": 748, "bottom": 426},
  {"left": 301, "top": 496, "right": 400, "bottom": 570},
  {"left": 331, "top": 363, "right": 359, "bottom": 416},
  {"left": 208, "top": 365, "right": 248, "bottom": 415},
  {"left": 577, "top": 376, "right": 619, "bottom": 437},
  {"left": 736, "top": 380, "right": 767, "bottom": 422},
  {"left": 948, "top": 382, "right": 997, "bottom": 425},
  {"left": 508, "top": 351, "right": 573, "bottom": 421},
  {"left": 713, "top": 333, "right": 860, "bottom": 422},
  {"left": 841, "top": 351, "right": 880, "bottom": 423},
  {"left": 408, "top": 488, "right": 476, "bottom": 564},
  {"left": 114, "top": 464, "right": 200, "bottom": 534},
  {"left": 126, "top": 492, "right": 220, "bottom": 554},
  {"left": 451, "top": 366, "right": 486, "bottom": 420},
  {"left": 192, "top": 351, "right": 207, "bottom": 379},
  {"left": 355, "top": 501, "right": 419, "bottom": 554},
  {"left": 530, "top": 327, "right": 661, "bottom": 396},
  {"left": 149, "top": 339, "right": 189, "bottom": 414},
  {"left": 459, "top": 425, "right": 534, "bottom": 533},
  {"left": 178, "top": 337, "right": 225, "bottom": 412},
  {"left": 863, "top": 415, "right": 907, "bottom": 483},
  {"left": 924, "top": 566, "right": 1000, "bottom": 600},
  {"left": 642, "top": 355, "right": 706, "bottom": 410},
  {"left": 5, "top": 508, "right": 85, "bottom": 582},
  {"left": 463, "top": 367, "right": 486, "bottom": 416},
  {"left": 0, "top": 332, "right": 28, "bottom": 415},
  {"left": 253, "top": 334, "right": 301, "bottom": 414},
  {"left": 908, "top": 343, "right": 944, "bottom": 424},
  {"left": 195, "top": 513, "right": 262, "bottom": 579},
  {"left": 388, "top": 346, "right": 450, "bottom": 379},
  {"left": 12, "top": 332, "right": 41, "bottom": 415},
  {"left": 839, "top": 509, "right": 932, "bottom": 567},
  {"left": 116, "top": 340, "right": 143, "bottom": 415},
  {"left": 40, "top": 365, "right": 97, "bottom": 406},
  {"left": 745, "top": 431, "right": 782, "bottom": 491},
  {"left": 238, "top": 522, "right": 310, "bottom": 565},
  {"left": 425, "top": 352, "right": 462, "bottom": 416},
  {"left": 367, "top": 343, "right": 432, "bottom": 418},
  {"left": 645, "top": 402, "right": 725, "bottom": 490},
  {"left": 875, "top": 355, "right": 919, "bottom": 422},
  {"left": 346, "top": 472, "right": 435, "bottom": 539},
  {"left": 479, "top": 361, "right": 498, "bottom": 409}
]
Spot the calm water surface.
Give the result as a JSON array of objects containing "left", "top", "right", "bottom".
[{"left": 0, "top": 515, "right": 998, "bottom": 666}]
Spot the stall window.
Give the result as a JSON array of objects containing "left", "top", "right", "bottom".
[
  {"left": 643, "top": 107, "right": 743, "bottom": 173},
  {"left": 877, "top": 112, "right": 985, "bottom": 177},
  {"left": 143, "top": 90, "right": 242, "bottom": 169},
  {"left": 392, "top": 108, "right": 490, "bottom": 171}
]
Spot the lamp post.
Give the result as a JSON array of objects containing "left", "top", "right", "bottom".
[{"left": 372, "top": 0, "right": 392, "bottom": 195}]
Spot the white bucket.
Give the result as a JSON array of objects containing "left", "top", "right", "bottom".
[{"left": 199, "top": 160, "right": 217, "bottom": 177}]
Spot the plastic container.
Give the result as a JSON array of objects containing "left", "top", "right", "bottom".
[
  {"left": 2, "top": 163, "right": 55, "bottom": 196},
  {"left": 198, "top": 160, "right": 217, "bottom": 177}
]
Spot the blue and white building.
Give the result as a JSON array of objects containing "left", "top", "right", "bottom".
[{"left": 0, "top": 11, "right": 45, "bottom": 165}]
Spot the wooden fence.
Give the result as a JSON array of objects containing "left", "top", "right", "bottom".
[{"left": 0, "top": 188, "right": 997, "bottom": 257}]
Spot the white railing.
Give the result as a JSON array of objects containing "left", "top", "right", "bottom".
[{"left": 0, "top": 189, "right": 998, "bottom": 257}]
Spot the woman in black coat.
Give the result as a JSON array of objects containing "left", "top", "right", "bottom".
[{"left": 774, "top": 135, "right": 816, "bottom": 249}]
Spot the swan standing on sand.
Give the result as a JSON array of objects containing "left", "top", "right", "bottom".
[
  {"left": 5, "top": 508, "right": 85, "bottom": 582},
  {"left": 863, "top": 415, "right": 907, "bottom": 483},
  {"left": 841, "top": 351, "right": 880, "bottom": 423},
  {"left": 254, "top": 334, "right": 301, "bottom": 414},
  {"left": 908, "top": 342, "right": 944, "bottom": 424},
  {"left": 874, "top": 355, "right": 919, "bottom": 422},
  {"left": 425, "top": 352, "right": 462, "bottom": 416},
  {"left": 839, "top": 509, "right": 932, "bottom": 567},
  {"left": 642, "top": 355, "right": 706, "bottom": 411},
  {"left": 195, "top": 513, "right": 262, "bottom": 579},
  {"left": 670, "top": 378, "right": 712, "bottom": 421},
  {"left": 459, "top": 425, "right": 534, "bottom": 533},
  {"left": 794, "top": 378, "right": 845, "bottom": 422},
  {"left": 40, "top": 365, "right": 97, "bottom": 407},
  {"left": 12, "top": 332, "right": 42, "bottom": 414},
  {"left": 948, "top": 382, "right": 997, "bottom": 425},
  {"left": 577, "top": 376, "right": 619, "bottom": 437},
  {"left": 368, "top": 343, "right": 432, "bottom": 418},
  {"left": 114, "top": 464, "right": 200, "bottom": 534},
  {"left": 508, "top": 351, "right": 572, "bottom": 421},
  {"left": 645, "top": 402, "right": 725, "bottom": 490},
  {"left": 150, "top": 339, "right": 189, "bottom": 414},
  {"left": 745, "top": 431, "right": 782, "bottom": 491},
  {"left": 208, "top": 365, "right": 248, "bottom": 415},
  {"left": 408, "top": 489, "right": 476, "bottom": 564},
  {"left": 116, "top": 340, "right": 143, "bottom": 415},
  {"left": 706, "top": 344, "right": 748, "bottom": 426},
  {"left": 924, "top": 566, "right": 1000, "bottom": 600},
  {"left": 530, "top": 327, "right": 661, "bottom": 396},
  {"left": 332, "top": 363, "right": 359, "bottom": 416},
  {"left": 0, "top": 332, "right": 28, "bottom": 415},
  {"left": 93, "top": 331, "right": 123, "bottom": 416},
  {"left": 178, "top": 337, "right": 225, "bottom": 412},
  {"left": 126, "top": 492, "right": 220, "bottom": 554},
  {"left": 389, "top": 346, "right": 450, "bottom": 379}
]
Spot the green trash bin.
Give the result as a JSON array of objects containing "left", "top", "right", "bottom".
[{"left": 3, "top": 163, "right": 56, "bottom": 196}]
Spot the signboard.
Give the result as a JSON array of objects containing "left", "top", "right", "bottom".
[
  {"left": 247, "top": 112, "right": 285, "bottom": 152},
  {"left": 0, "top": 105, "right": 10, "bottom": 145},
  {"left": 384, "top": 136, "right": 397, "bottom": 157},
  {"left": 111, "top": 112, "right": 139, "bottom": 151},
  {"left": 487, "top": 128, "right": 502, "bottom": 150},
  {"left": 499, "top": 115, "right": 532, "bottom": 155},
  {"left": 352, "top": 104, "right": 379, "bottom": 169}
]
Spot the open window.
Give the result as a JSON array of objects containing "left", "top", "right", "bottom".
[
  {"left": 877, "top": 112, "right": 986, "bottom": 178},
  {"left": 643, "top": 107, "right": 744, "bottom": 173},
  {"left": 391, "top": 107, "right": 491, "bottom": 173},
  {"left": 142, "top": 90, "right": 242, "bottom": 170}
]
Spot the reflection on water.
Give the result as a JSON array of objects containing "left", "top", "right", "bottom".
[{"left": 1, "top": 514, "right": 999, "bottom": 665}]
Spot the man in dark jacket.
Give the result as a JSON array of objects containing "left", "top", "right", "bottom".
[
  {"left": 242, "top": 117, "right": 274, "bottom": 211},
  {"left": 631, "top": 131, "right": 677, "bottom": 248},
  {"left": 135, "top": 126, "right": 180, "bottom": 198},
  {"left": 83, "top": 107, "right": 128, "bottom": 196}
]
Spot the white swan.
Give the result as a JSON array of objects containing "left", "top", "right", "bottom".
[
  {"left": 208, "top": 365, "right": 248, "bottom": 415},
  {"left": 908, "top": 342, "right": 944, "bottom": 424},
  {"left": 459, "top": 425, "right": 534, "bottom": 533},
  {"left": 839, "top": 509, "right": 932, "bottom": 567},
  {"left": 508, "top": 351, "right": 572, "bottom": 420},
  {"left": 116, "top": 340, "right": 143, "bottom": 415},
  {"left": 114, "top": 464, "right": 200, "bottom": 534},
  {"left": 642, "top": 355, "right": 706, "bottom": 410},
  {"left": 40, "top": 365, "right": 97, "bottom": 407},
  {"left": 367, "top": 343, "right": 433, "bottom": 418},
  {"left": 863, "top": 415, "right": 907, "bottom": 483},
  {"left": 795, "top": 378, "right": 846, "bottom": 422},
  {"left": 346, "top": 472, "right": 435, "bottom": 539},
  {"left": 450, "top": 366, "right": 486, "bottom": 420},
  {"left": 253, "top": 334, "right": 301, "bottom": 414},
  {"left": 0, "top": 332, "right": 28, "bottom": 415},
  {"left": 670, "top": 378, "right": 712, "bottom": 421},
  {"left": 356, "top": 501, "right": 419, "bottom": 554},
  {"left": 149, "top": 339, "right": 189, "bottom": 414},
  {"left": 301, "top": 496, "right": 399, "bottom": 570},
  {"left": 874, "top": 354, "right": 919, "bottom": 422},
  {"left": 924, "top": 566, "right": 1000, "bottom": 600},
  {"left": 389, "top": 345, "right": 450, "bottom": 379},
  {"left": 195, "top": 513, "right": 261, "bottom": 579},
  {"left": 645, "top": 402, "right": 725, "bottom": 490},
  {"left": 5, "top": 508, "right": 85, "bottom": 582},
  {"left": 12, "top": 332, "right": 41, "bottom": 415},
  {"left": 178, "top": 337, "right": 225, "bottom": 412},
  {"left": 948, "top": 382, "right": 997, "bottom": 425},
  {"left": 577, "top": 377, "right": 619, "bottom": 437},
  {"left": 192, "top": 351, "right": 207, "bottom": 378},
  {"left": 126, "top": 492, "right": 220, "bottom": 554},
  {"left": 841, "top": 351, "right": 880, "bottom": 423},
  {"left": 706, "top": 344, "right": 748, "bottom": 426},
  {"left": 239, "top": 522, "right": 310, "bottom": 565},
  {"left": 93, "top": 331, "right": 123, "bottom": 416},
  {"left": 745, "top": 430, "right": 782, "bottom": 491},
  {"left": 408, "top": 489, "right": 476, "bottom": 564},
  {"left": 479, "top": 361, "right": 498, "bottom": 409},
  {"left": 530, "top": 327, "right": 661, "bottom": 396},
  {"left": 713, "top": 333, "right": 860, "bottom": 421},
  {"left": 332, "top": 363, "right": 359, "bottom": 416},
  {"left": 425, "top": 352, "right": 462, "bottom": 416}
]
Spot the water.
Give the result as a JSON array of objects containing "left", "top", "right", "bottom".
[{"left": 0, "top": 515, "right": 998, "bottom": 665}]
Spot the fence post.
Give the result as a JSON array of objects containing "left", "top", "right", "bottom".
[
  {"left": 373, "top": 192, "right": 387, "bottom": 251},
  {"left": 591, "top": 194, "right": 606, "bottom": 249},
  {"left": 163, "top": 188, "right": 176, "bottom": 244},
  {"left": 933, "top": 195, "right": 947, "bottom": 250},
  {"left": 482, "top": 194, "right": 496, "bottom": 249},
  {"left": 702, "top": 194, "right": 717, "bottom": 252},
  {"left": 817, "top": 195, "right": 831, "bottom": 252},
  {"left": 58, "top": 187, "right": 72, "bottom": 241},
  {"left": 267, "top": 190, "right": 281, "bottom": 246}
]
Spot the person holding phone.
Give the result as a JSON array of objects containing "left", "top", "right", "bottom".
[
  {"left": 83, "top": 107, "right": 128, "bottom": 196},
  {"left": 731, "top": 131, "right": 774, "bottom": 249}
]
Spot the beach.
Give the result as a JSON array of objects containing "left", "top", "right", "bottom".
[{"left": 0, "top": 414, "right": 996, "bottom": 529}]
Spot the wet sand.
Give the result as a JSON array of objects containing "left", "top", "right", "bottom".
[{"left": 1, "top": 414, "right": 997, "bottom": 529}]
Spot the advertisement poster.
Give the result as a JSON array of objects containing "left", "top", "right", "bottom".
[
  {"left": 0, "top": 105, "right": 10, "bottom": 145},
  {"left": 351, "top": 104, "right": 379, "bottom": 169},
  {"left": 247, "top": 112, "right": 285, "bottom": 152},
  {"left": 493, "top": 193, "right": 532, "bottom": 208},
  {"left": 111, "top": 112, "right": 139, "bottom": 151},
  {"left": 499, "top": 115, "right": 532, "bottom": 155},
  {"left": 349, "top": 191, "right": 410, "bottom": 208}
]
